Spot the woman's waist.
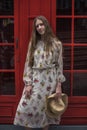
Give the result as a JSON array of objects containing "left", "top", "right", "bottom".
[{"left": 32, "top": 64, "right": 57, "bottom": 70}]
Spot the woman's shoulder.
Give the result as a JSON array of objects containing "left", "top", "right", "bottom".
[
  {"left": 53, "top": 38, "right": 62, "bottom": 47},
  {"left": 51, "top": 38, "right": 62, "bottom": 52}
]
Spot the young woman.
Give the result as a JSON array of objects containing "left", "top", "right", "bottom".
[{"left": 14, "top": 15, "right": 66, "bottom": 130}]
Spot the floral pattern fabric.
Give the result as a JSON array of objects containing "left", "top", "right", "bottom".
[{"left": 14, "top": 40, "right": 65, "bottom": 128}]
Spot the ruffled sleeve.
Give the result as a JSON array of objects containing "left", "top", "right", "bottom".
[
  {"left": 56, "top": 41, "right": 66, "bottom": 83},
  {"left": 23, "top": 42, "right": 33, "bottom": 86}
]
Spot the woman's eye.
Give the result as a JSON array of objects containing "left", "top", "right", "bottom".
[{"left": 36, "top": 23, "right": 44, "bottom": 28}]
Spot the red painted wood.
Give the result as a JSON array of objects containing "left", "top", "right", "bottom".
[
  {"left": 51, "top": 0, "right": 87, "bottom": 125},
  {"left": 0, "top": 0, "right": 20, "bottom": 124},
  {"left": 51, "top": 0, "right": 56, "bottom": 33},
  {"left": 61, "top": 117, "right": 87, "bottom": 125},
  {"left": 29, "top": 0, "right": 41, "bottom": 16},
  {"left": 0, "top": 107, "right": 13, "bottom": 117},
  {"left": 40, "top": 0, "right": 51, "bottom": 21},
  {"left": 0, "top": 0, "right": 87, "bottom": 125},
  {"left": 0, "top": 118, "right": 13, "bottom": 124}
]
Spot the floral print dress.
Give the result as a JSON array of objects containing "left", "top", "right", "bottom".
[{"left": 14, "top": 40, "right": 65, "bottom": 128}]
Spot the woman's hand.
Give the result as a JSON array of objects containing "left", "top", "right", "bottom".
[
  {"left": 55, "top": 82, "right": 62, "bottom": 98},
  {"left": 24, "top": 85, "right": 32, "bottom": 98}
]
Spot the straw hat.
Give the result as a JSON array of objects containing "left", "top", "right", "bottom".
[{"left": 45, "top": 93, "right": 68, "bottom": 118}]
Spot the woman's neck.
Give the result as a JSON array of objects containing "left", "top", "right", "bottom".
[{"left": 41, "top": 35, "right": 45, "bottom": 41}]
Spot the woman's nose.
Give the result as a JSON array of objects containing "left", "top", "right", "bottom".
[{"left": 38, "top": 25, "right": 42, "bottom": 29}]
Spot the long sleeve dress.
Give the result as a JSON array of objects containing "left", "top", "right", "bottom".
[{"left": 14, "top": 40, "right": 66, "bottom": 128}]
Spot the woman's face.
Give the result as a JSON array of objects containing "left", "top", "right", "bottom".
[{"left": 35, "top": 19, "right": 45, "bottom": 35}]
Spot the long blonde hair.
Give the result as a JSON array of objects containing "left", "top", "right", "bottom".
[{"left": 29, "top": 15, "right": 59, "bottom": 67}]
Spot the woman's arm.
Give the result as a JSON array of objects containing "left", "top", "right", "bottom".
[
  {"left": 56, "top": 41, "right": 66, "bottom": 96},
  {"left": 23, "top": 42, "right": 33, "bottom": 87}
]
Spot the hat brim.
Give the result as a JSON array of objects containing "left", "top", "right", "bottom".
[{"left": 45, "top": 93, "right": 68, "bottom": 118}]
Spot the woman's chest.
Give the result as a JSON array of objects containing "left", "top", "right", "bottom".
[{"left": 34, "top": 46, "right": 54, "bottom": 61}]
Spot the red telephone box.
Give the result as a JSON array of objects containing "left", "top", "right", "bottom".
[{"left": 0, "top": 0, "right": 87, "bottom": 124}]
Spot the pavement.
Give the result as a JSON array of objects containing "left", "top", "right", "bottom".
[{"left": 0, "top": 125, "right": 87, "bottom": 130}]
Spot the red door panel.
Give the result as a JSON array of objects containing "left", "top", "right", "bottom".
[
  {"left": 0, "top": 0, "right": 87, "bottom": 125},
  {"left": 0, "top": 0, "right": 20, "bottom": 123},
  {"left": 52, "top": 0, "right": 87, "bottom": 124}
]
